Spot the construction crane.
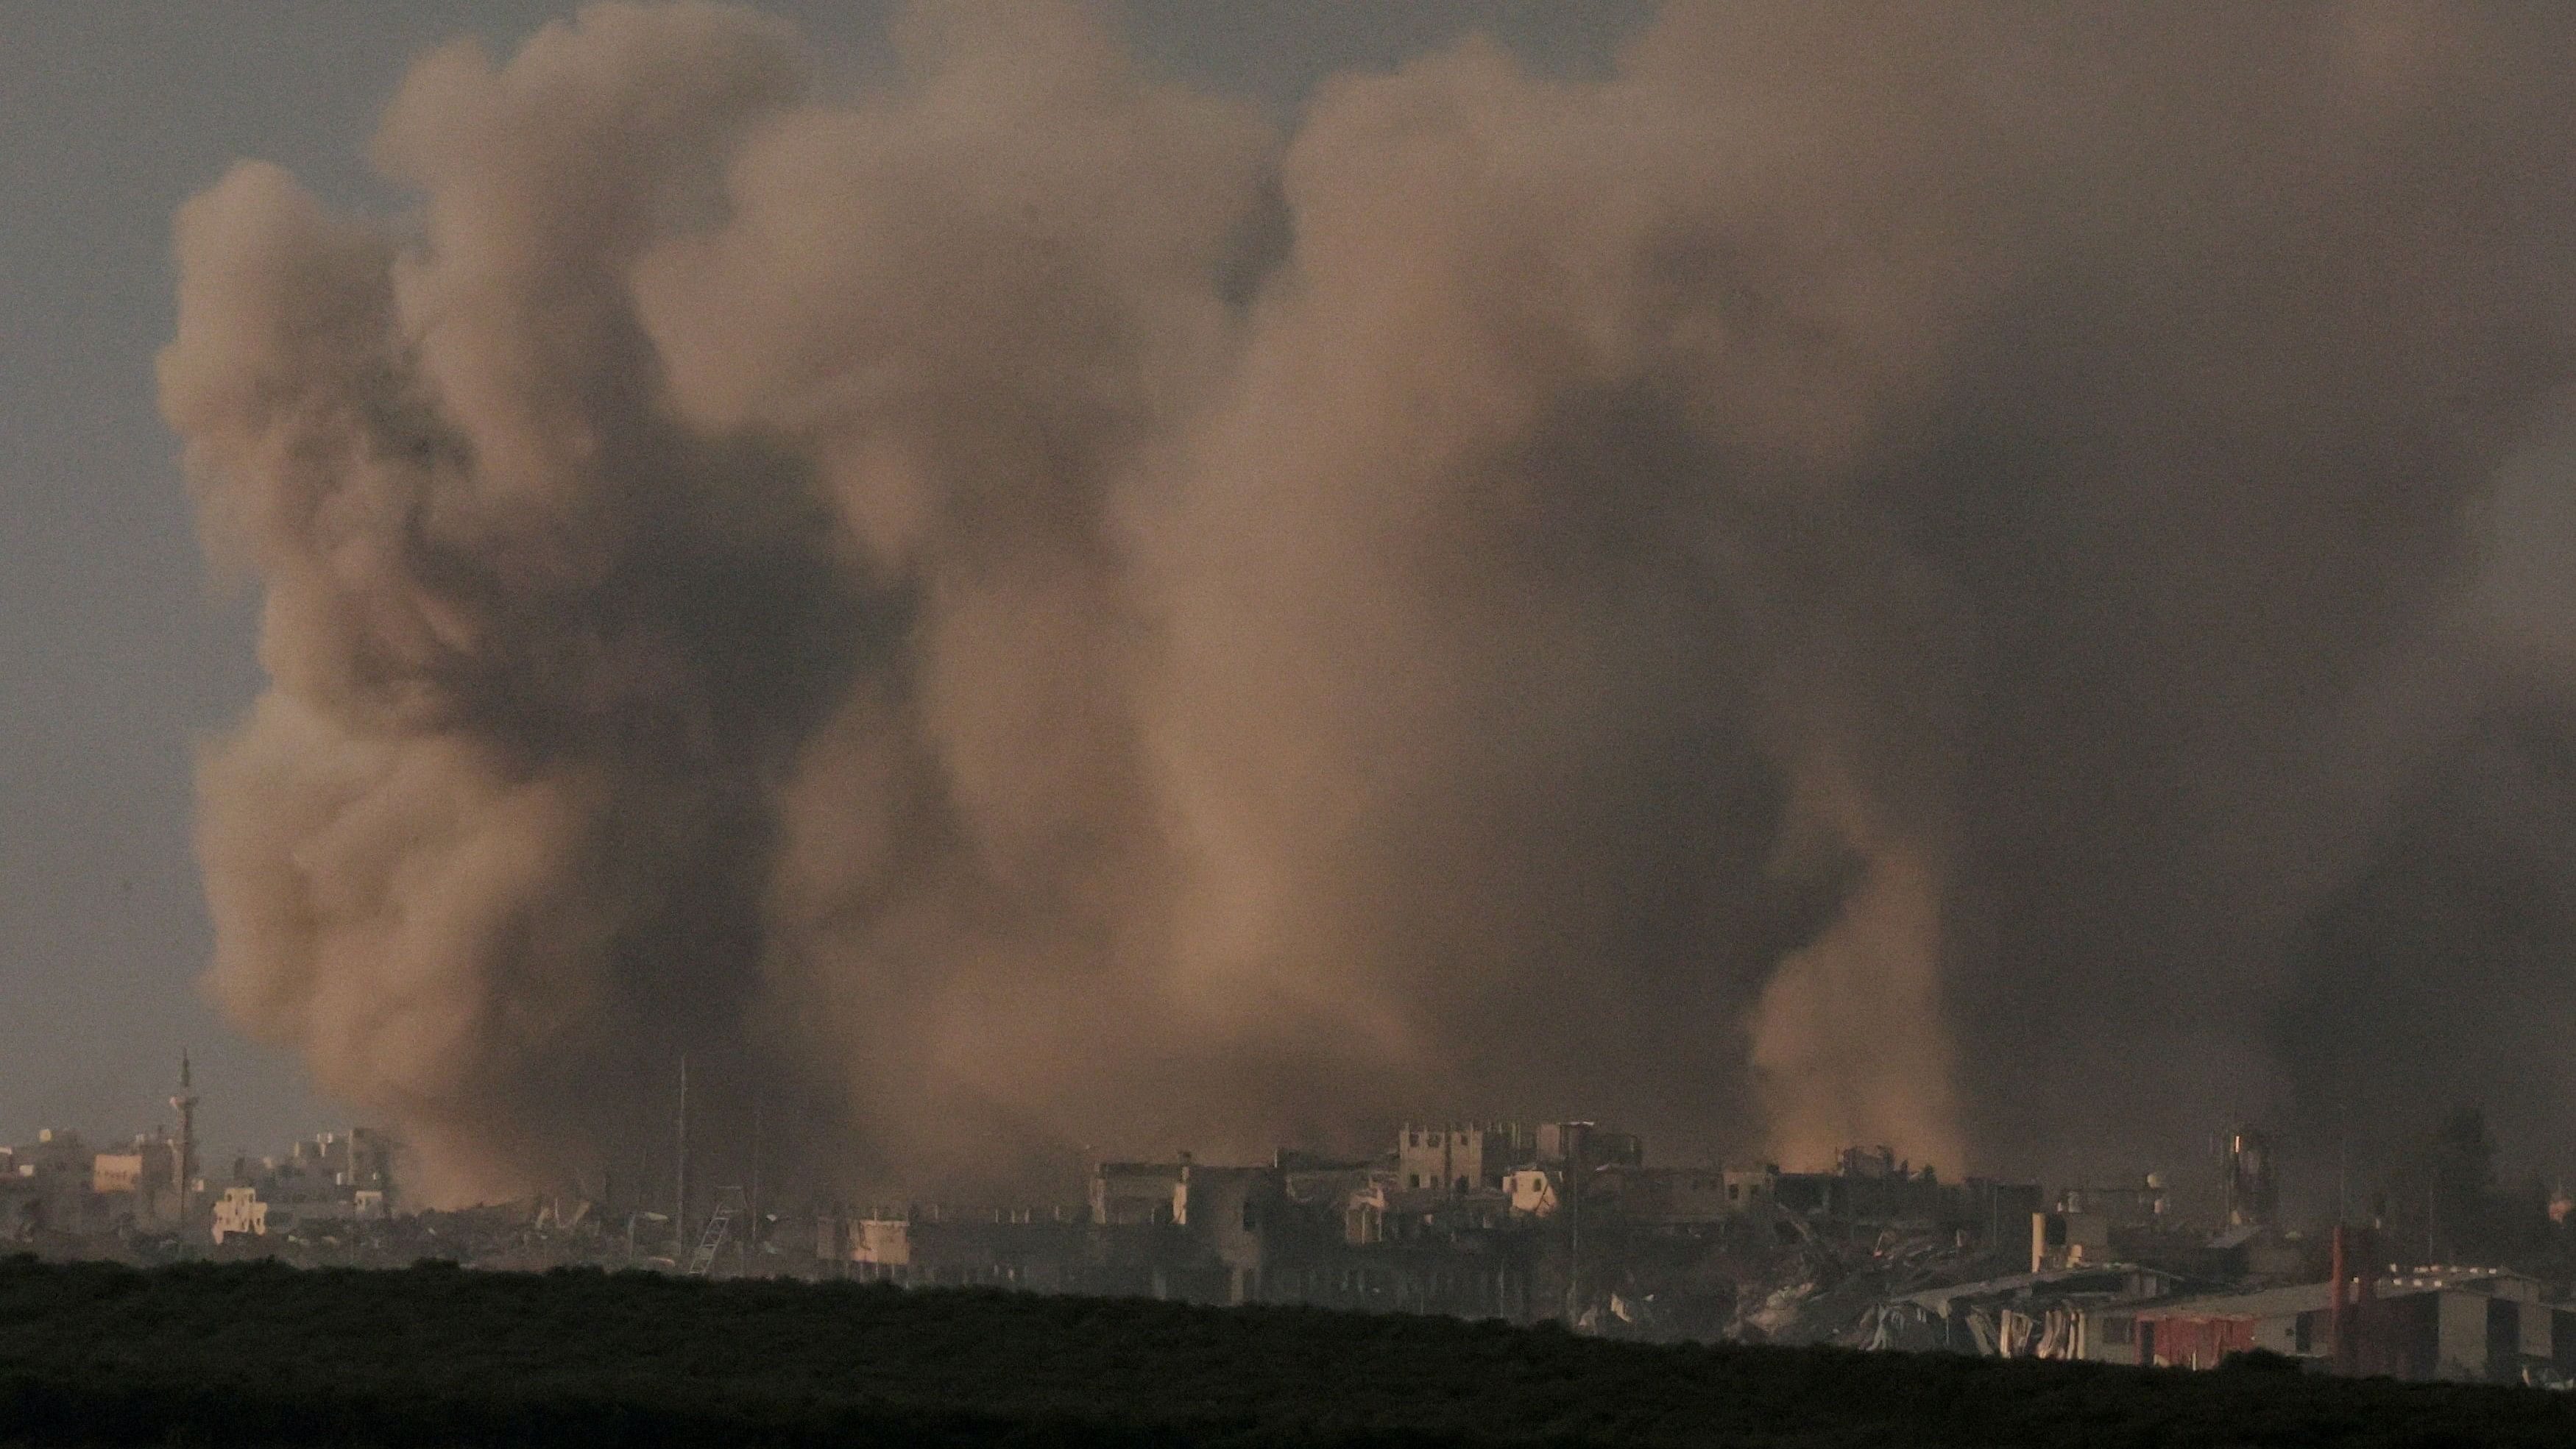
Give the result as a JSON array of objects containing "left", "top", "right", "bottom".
[{"left": 686, "top": 1186, "right": 746, "bottom": 1277}]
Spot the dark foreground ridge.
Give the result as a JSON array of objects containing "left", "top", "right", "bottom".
[{"left": 4, "top": 1258, "right": 2574, "bottom": 1448}]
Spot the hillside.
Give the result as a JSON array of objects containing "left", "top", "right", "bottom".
[{"left": 2, "top": 1257, "right": 2573, "bottom": 1446}]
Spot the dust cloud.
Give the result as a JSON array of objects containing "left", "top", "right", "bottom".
[{"left": 161, "top": 1, "right": 2576, "bottom": 1202}]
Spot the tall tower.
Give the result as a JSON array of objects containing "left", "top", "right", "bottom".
[{"left": 169, "top": 1052, "right": 199, "bottom": 1236}]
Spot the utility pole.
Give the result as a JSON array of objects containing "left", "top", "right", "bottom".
[{"left": 673, "top": 1054, "right": 690, "bottom": 1262}]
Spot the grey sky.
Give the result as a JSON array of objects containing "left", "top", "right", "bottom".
[{"left": 0, "top": 1, "right": 1649, "bottom": 1162}]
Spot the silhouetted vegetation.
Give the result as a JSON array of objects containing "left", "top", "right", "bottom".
[{"left": 4, "top": 1256, "right": 2576, "bottom": 1445}]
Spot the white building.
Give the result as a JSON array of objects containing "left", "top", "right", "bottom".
[
  {"left": 1504, "top": 1167, "right": 1557, "bottom": 1217},
  {"left": 210, "top": 1186, "right": 268, "bottom": 1243}
]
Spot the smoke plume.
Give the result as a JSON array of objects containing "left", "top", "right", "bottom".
[{"left": 163, "top": 1, "right": 2576, "bottom": 1203}]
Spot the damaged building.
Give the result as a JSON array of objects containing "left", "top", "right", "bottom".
[{"left": 802, "top": 1124, "right": 2042, "bottom": 1339}]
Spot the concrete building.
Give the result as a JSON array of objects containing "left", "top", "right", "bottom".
[
  {"left": 1766, "top": 1150, "right": 2036, "bottom": 1245},
  {"left": 0, "top": 1152, "right": 35, "bottom": 1241},
  {"left": 10, "top": 1129, "right": 99, "bottom": 1234},
  {"left": 14, "top": 1130, "right": 91, "bottom": 1183},
  {"left": 213, "top": 1127, "right": 398, "bottom": 1241},
  {"left": 1259, "top": 1230, "right": 1543, "bottom": 1321},
  {"left": 1278, "top": 1154, "right": 1378, "bottom": 1235},
  {"left": 1072, "top": 1158, "right": 1310, "bottom": 1300},
  {"left": 1589, "top": 1166, "right": 1732, "bottom": 1228},
  {"left": 1535, "top": 1122, "right": 1643, "bottom": 1171},
  {"left": 1269, "top": 1155, "right": 1384, "bottom": 1247},
  {"left": 311, "top": 1128, "right": 396, "bottom": 1202},
  {"left": 91, "top": 1149, "right": 155, "bottom": 1197},
  {"left": 1175, "top": 1163, "right": 1284, "bottom": 1303},
  {"left": 91, "top": 1132, "right": 183, "bottom": 1230},
  {"left": 272, "top": 1130, "right": 394, "bottom": 1201},
  {"left": 210, "top": 1185, "right": 268, "bottom": 1242},
  {"left": 2221, "top": 1128, "right": 2278, "bottom": 1228},
  {"left": 2031, "top": 1208, "right": 2117, "bottom": 1272},
  {"left": 207, "top": 1181, "right": 378, "bottom": 1244},
  {"left": 1089, "top": 1161, "right": 1187, "bottom": 1226},
  {"left": 1398, "top": 1124, "right": 1532, "bottom": 1194},
  {"left": 1776, "top": 1147, "right": 1950, "bottom": 1225},
  {"left": 2057, "top": 1175, "right": 2168, "bottom": 1223},
  {"left": 1069, "top": 1158, "right": 1297, "bottom": 1300},
  {"left": 1722, "top": 1165, "right": 1780, "bottom": 1211},
  {"left": 2030, "top": 1175, "right": 2175, "bottom": 1272},
  {"left": 831, "top": 1205, "right": 1091, "bottom": 1290},
  {"left": 1262, "top": 1166, "right": 1544, "bottom": 1321}
]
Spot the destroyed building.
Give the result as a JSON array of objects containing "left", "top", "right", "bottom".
[
  {"left": 1853, "top": 1264, "right": 2190, "bottom": 1359},
  {"left": 824, "top": 1205, "right": 1089, "bottom": 1292},
  {"left": 1397, "top": 1124, "right": 1529, "bottom": 1194},
  {"left": 798, "top": 1122, "right": 2045, "bottom": 1338},
  {"left": 210, "top": 1130, "right": 398, "bottom": 1244}
]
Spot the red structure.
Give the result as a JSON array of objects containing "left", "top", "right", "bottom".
[
  {"left": 2135, "top": 1310, "right": 2257, "bottom": 1369},
  {"left": 2328, "top": 1226, "right": 2423, "bottom": 1377}
]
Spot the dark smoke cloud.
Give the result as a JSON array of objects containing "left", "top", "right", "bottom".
[{"left": 162, "top": 1, "right": 2576, "bottom": 1202}]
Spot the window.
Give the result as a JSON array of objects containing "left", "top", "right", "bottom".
[{"left": 1407, "top": 1174, "right": 1419, "bottom": 1189}]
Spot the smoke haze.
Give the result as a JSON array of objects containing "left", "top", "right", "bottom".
[{"left": 160, "top": 1, "right": 2576, "bottom": 1204}]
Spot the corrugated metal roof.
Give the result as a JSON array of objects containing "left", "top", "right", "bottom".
[
  {"left": 2129, "top": 1282, "right": 2334, "bottom": 1322},
  {"left": 1900, "top": 1264, "right": 2177, "bottom": 1311}
]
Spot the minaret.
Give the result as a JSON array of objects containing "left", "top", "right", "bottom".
[{"left": 169, "top": 1052, "right": 199, "bottom": 1236}]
